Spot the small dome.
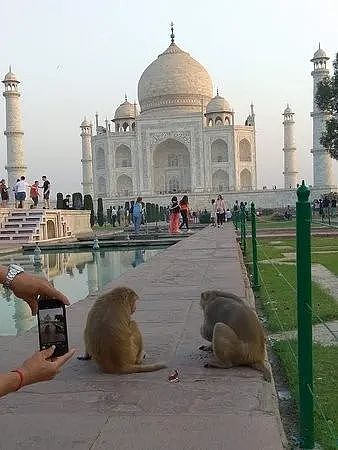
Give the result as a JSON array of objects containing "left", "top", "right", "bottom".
[
  {"left": 114, "top": 99, "right": 135, "bottom": 119},
  {"left": 206, "top": 94, "right": 231, "bottom": 114},
  {"left": 311, "top": 46, "right": 329, "bottom": 61},
  {"left": 80, "top": 118, "right": 90, "bottom": 127},
  {"left": 3, "top": 69, "right": 19, "bottom": 83},
  {"left": 283, "top": 104, "right": 293, "bottom": 115}
]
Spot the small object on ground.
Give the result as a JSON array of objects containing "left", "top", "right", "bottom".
[{"left": 168, "top": 369, "right": 180, "bottom": 383}]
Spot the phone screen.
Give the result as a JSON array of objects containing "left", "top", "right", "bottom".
[{"left": 38, "top": 302, "right": 69, "bottom": 356}]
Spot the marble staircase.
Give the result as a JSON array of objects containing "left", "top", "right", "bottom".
[{"left": 0, "top": 210, "right": 42, "bottom": 243}]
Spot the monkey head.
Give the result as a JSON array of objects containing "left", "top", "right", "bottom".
[{"left": 200, "top": 290, "right": 228, "bottom": 312}]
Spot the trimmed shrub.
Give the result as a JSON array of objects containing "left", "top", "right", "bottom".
[
  {"left": 199, "top": 211, "right": 211, "bottom": 223},
  {"left": 97, "top": 198, "right": 104, "bottom": 227},
  {"left": 83, "top": 194, "right": 95, "bottom": 227},
  {"left": 56, "top": 192, "right": 64, "bottom": 209},
  {"left": 72, "top": 192, "right": 83, "bottom": 210}
]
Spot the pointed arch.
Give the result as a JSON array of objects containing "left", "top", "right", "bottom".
[
  {"left": 96, "top": 147, "right": 105, "bottom": 169},
  {"left": 240, "top": 169, "right": 252, "bottom": 190},
  {"left": 212, "top": 169, "right": 229, "bottom": 192},
  {"left": 97, "top": 176, "right": 107, "bottom": 195},
  {"left": 239, "top": 139, "right": 251, "bottom": 161},
  {"left": 115, "top": 144, "right": 132, "bottom": 168},
  {"left": 211, "top": 139, "right": 228, "bottom": 163},
  {"left": 215, "top": 116, "right": 223, "bottom": 126},
  {"left": 117, "top": 174, "right": 133, "bottom": 196}
]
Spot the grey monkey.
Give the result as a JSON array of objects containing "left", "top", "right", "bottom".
[{"left": 200, "top": 290, "right": 271, "bottom": 381}]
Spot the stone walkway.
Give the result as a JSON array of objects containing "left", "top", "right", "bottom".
[{"left": 0, "top": 226, "right": 285, "bottom": 450}]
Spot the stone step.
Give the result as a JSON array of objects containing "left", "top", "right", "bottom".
[
  {"left": 0, "top": 229, "right": 36, "bottom": 235},
  {"left": 7, "top": 217, "right": 41, "bottom": 223},
  {"left": 0, "top": 235, "right": 33, "bottom": 242},
  {"left": 2, "top": 222, "right": 38, "bottom": 229}
]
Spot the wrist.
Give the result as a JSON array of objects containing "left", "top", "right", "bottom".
[{"left": 10, "top": 368, "right": 25, "bottom": 391}]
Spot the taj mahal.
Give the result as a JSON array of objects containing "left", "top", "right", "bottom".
[{"left": 2, "top": 26, "right": 337, "bottom": 209}]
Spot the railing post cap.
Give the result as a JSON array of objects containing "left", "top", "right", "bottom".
[
  {"left": 297, "top": 180, "right": 310, "bottom": 202},
  {"left": 251, "top": 201, "right": 255, "bottom": 210}
]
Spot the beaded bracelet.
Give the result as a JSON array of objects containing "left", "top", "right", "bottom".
[{"left": 11, "top": 369, "right": 25, "bottom": 391}]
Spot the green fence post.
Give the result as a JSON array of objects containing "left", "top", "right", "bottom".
[
  {"left": 240, "top": 205, "right": 246, "bottom": 254},
  {"left": 296, "top": 180, "right": 314, "bottom": 449},
  {"left": 234, "top": 209, "right": 238, "bottom": 230},
  {"left": 250, "top": 202, "right": 260, "bottom": 290}
]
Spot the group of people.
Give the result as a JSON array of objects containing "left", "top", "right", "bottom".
[
  {"left": 168, "top": 195, "right": 192, "bottom": 233},
  {"left": 313, "top": 197, "right": 337, "bottom": 220},
  {"left": 0, "top": 175, "right": 51, "bottom": 209}
]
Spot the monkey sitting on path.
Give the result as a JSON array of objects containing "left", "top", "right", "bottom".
[
  {"left": 78, "top": 286, "right": 166, "bottom": 374},
  {"left": 199, "top": 290, "right": 271, "bottom": 381}
]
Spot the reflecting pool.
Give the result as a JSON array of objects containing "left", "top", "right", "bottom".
[{"left": 0, "top": 246, "right": 166, "bottom": 336}]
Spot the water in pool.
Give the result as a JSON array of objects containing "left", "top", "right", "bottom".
[{"left": 0, "top": 246, "right": 165, "bottom": 336}]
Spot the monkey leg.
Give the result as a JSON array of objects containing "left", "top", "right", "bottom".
[
  {"left": 251, "top": 362, "right": 272, "bottom": 382},
  {"left": 130, "top": 320, "right": 144, "bottom": 364},
  {"left": 204, "top": 360, "right": 233, "bottom": 369},
  {"left": 199, "top": 344, "right": 213, "bottom": 352},
  {"left": 211, "top": 322, "right": 243, "bottom": 367}
]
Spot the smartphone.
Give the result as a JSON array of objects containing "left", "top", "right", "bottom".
[{"left": 37, "top": 297, "right": 69, "bottom": 357}]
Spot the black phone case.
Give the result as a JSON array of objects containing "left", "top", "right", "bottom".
[{"left": 37, "top": 298, "right": 69, "bottom": 357}]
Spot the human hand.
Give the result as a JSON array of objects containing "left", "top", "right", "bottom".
[
  {"left": 10, "top": 272, "right": 70, "bottom": 315},
  {"left": 19, "top": 346, "right": 76, "bottom": 386}
]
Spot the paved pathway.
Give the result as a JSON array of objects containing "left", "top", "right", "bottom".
[{"left": 0, "top": 226, "right": 285, "bottom": 450}]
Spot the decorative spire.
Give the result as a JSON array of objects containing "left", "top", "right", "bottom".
[
  {"left": 318, "top": 42, "right": 321, "bottom": 49},
  {"left": 170, "top": 21, "right": 175, "bottom": 44},
  {"left": 9, "top": 64, "right": 12, "bottom": 72},
  {"left": 125, "top": 93, "right": 127, "bottom": 102},
  {"left": 216, "top": 87, "right": 219, "bottom": 96}
]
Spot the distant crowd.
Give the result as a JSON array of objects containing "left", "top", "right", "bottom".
[{"left": 0, "top": 176, "right": 51, "bottom": 209}]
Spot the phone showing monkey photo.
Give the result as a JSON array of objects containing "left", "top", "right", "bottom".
[{"left": 37, "top": 297, "right": 69, "bottom": 357}]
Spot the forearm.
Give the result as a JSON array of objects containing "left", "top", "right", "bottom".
[
  {"left": 0, "top": 265, "right": 7, "bottom": 284},
  {"left": 0, "top": 371, "right": 21, "bottom": 397}
]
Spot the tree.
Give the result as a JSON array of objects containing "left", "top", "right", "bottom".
[
  {"left": 97, "top": 198, "right": 104, "bottom": 227},
  {"left": 72, "top": 192, "right": 83, "bottom": 210},
  {"left": 315, "top": 52, "right": 338, "bottom": 160},
  {"left": 83, "top": 194, "right": 95, "bottom": 228}
]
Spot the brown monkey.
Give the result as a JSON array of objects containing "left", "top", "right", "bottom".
[
  {"left": 199, "top": 290, "right": 271, "bottom": 381},
  {"left": 78, "top": 286, "right": 166, "bottom": 374}
]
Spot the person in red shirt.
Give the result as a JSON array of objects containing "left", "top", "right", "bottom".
[
  {"left": 179, "top": 195, "right": 190, "bottom": 231},
  {"left": 30, "top": 181, "right": 40, "bottom": 208}
]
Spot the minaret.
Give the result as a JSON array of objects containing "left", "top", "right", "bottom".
[
  {"left": 310, "top": 45, "right": 333, "bottom": 188},
  {"left": 2, "top": 67, "right": 27, "bottom": 194},
  {"left": 80, "top": 118, "right": 94, "bottom": 197},
  {"left": 282, "top": 104, "right": 298, "bottom": 188}
]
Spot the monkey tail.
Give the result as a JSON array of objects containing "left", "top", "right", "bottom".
[
  {"left": 120, "top": 363, "right": 167, "bottom": 374},
  {"left": 251, "top": 362, "right": 272, "bottom": 382}
]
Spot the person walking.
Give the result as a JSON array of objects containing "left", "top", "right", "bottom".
[
  {"left": 132, "top": 197, "right": 143, "bottom": 235},
  {"left": 179, "top": 195, "right": 190, "bottom": 231},
  {"left": 13, "top": 178, "right": 20, "bottom": 208},
  {"left": 111, "top": 206, "right": 117, "bottom": 227},
  {"left": 0, "top": 179, "right": 9, "bottom": 207},
  {"left": 30, "top": 181, "right": 40, "bottom": 208},
  {"left": 169, "top": 196, "right": 181, "bottom": 233},
  {"left": 117, "top": 206, "right": 122, "bottom": 226},
  {"left": 215, "top": 194, "right": 226, "bottom": 228},
  {"left": 41, "top": 176, "right": 50, "bottom": 209},
  {"left": 15, "top": 176, "right": 30, "bottom": 209},
  {"left": 210, "top": 199, "right": 216, "bottom": 227}
]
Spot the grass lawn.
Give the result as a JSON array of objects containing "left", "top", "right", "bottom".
[
  {"left": 273, "top": 341, "right": 338, "bottom": 450},
  {"left": 256, "top": 263, "right": 338, "bottom": 332}
]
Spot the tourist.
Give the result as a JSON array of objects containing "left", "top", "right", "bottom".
[
  {"left": 215, "top": 194, "right": 226, "bottom": 228},
  {"left": 63, "top": 194, "right": 71, "bottom": 209},
  {"left": 117, "top": 206, "right": 122, "bottom": 226},
  {"left": 244, "top": 201, "right": 249, "bottom": 219},
  {"left": 41, "top": 176, "right": 50, "bottom": 209},
  {"left": 225, "top": 208, "right": 232, "bottom": 222},
  {"left": 0, "top": 179, "right": 9, "bottom": 207},
  {"left": 318, "top": 199, "right": 324, "bottom": 221},
  {"left": 0, "top": 265, "right": 75, "bottom": 397},
  {"left": 210, "top": 199, "right": 216, "bottom": 227},
  {"left": 169, "top": 196, "right": 180, "bottom": 233},
  {"left": 284, "top": 205, "right": 292, "bottom": 220},
  {"left": 13, "top": 178, "right": 20, "bottom": 208},
  {"left": 15, "top": 176, "right": 30, "bottom": 209},
  {"left": 331, "top": 198, "right": 336, "bottom": 217},
  {"left": 132, "top": 197, "right": 143, "bottom": 235},
  {"left": 111, "top": 206, "right": 117, "bottom": 227},
  {"left": 30, "top": 181, "right": 39, "bottom": 208},
  {"left": 179, "top": 195, "right": 190, "bottom": 231}
]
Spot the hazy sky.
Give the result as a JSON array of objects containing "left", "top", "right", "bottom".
[{"left": 0, "top": 0, "right": 337, "bottom": 194}]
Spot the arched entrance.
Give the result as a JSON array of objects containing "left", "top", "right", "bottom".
[
  {"left": 153, "top": 139, "right": 190, "bottom": 193},
  {"left": 211, "top": 139, "right": 228, "bottom": 163},
  {"left": 47, "top": 220, "right": 56, "bottom": 239},
  {"left": 117, "top": 174, "right": 133, "bottom": 196},
  {"left": 240, "top": 169, "right": 252, "bottom": 190},
  {"left": 212, "top": 170, "right": 229, "bottom": 192}
]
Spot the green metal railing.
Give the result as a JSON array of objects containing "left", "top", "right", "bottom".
[
  {"left": 296, "top": 181, "right": 314, "bottom": 448},
  {"left": 250, "top": 202, "right": 260, "bottom": 290},
  {"left": 240, "top": 205, "right": 246, "bottom": 254}
]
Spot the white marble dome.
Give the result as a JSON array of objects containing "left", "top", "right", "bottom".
[
  {"left": 138, "top": 42, "right": 213, "bottom": 114},
  {"left": 3, "top": 69, "right": 18, "bottom": 82},
  {"left": 114, "top": 99, "right": 135, "bottom": 119},
  {"left": 80, "top": 118, "right": 90, "bottom": 127},
  {"left": 206, "top": 94, "right": 231, "bottom": 113},
  {"left": 312, "top": 47, "right": 328, "bottom": 60}
]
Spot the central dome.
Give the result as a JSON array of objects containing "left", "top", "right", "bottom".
[{"left": 138, "top": 41, "right": 213, "bottom": 114}]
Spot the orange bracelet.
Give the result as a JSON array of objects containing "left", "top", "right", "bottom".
[{"left": 11, "top": 369, "right": 25, "bottom": 391}]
